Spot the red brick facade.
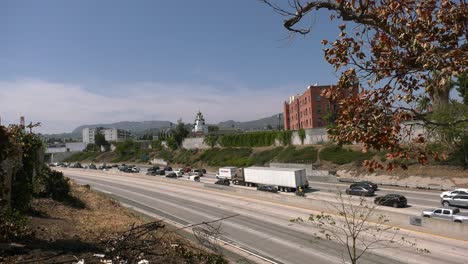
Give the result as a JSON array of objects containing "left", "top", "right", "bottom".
[{"left": 283, "top": 85, "right": 357, "bottom": 130}]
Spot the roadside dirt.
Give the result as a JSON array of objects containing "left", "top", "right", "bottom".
[{"left": 0, "top": 181, "right": 225, "bottom": 264}]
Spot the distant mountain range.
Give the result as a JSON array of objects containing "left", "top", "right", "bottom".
[
  {"left": 44, "top": 114, "right": 284, "bottom": 140},
  {"left": 217, "top": 114, "right": 284, "bottom": 131}
]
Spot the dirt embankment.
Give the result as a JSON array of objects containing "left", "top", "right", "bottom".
[{"left": 0, "top": 181, "right": 225, "bottom": 264}]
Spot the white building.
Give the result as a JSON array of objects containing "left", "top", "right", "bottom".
[
  {"left": 192, "top": 111, "right": 208, "bottom": 134},
  {"left": 46, "top": 142, "right": 86, "bottom": 153},
  {"left": 82, "top": 127, "right": 131, "bottom": 144},
  {"left": 82, "top": 127, "right": 96, "bottom": 144}
]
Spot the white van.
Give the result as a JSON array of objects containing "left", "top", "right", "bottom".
[{"left": 216, "top": 167, "right": 237, "bottom": 179}]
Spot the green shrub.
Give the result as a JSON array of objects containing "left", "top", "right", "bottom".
[
  {"left": 298, "top": 129, "right": 306, "bottom": 145},
  {"left": 196, "top": 147, "right": 252, "bottom": 166},
  {"left": 250, "top": 147, "right": 284, "bottom": 165},
  {"left": 0, "top": 209, "right": 31, "bottom": 242},
  {"left": 320, "top": 146, "right": 374, "bottom": 165},
  {"left": 274, "top": 146, "right": 318, "bottom": 164},
  {"left": 218, "top": 131, "right": 278, "bottom": 147},
  {"left": 166, "top": 137, "right": 178, "bottom": 150},
  {"left": 151, "top": 139, "right": 163, "bottom": 150},
  {"left": 277, "top": 130, "right": 292, "bottom": 145},
  {"left": 204, "top": 135, "right": 219, "bottom": 148},
  {"left": 173, "top": 149, "right": 198, "bottom": 165},
  {"left": 64, "top": 151, "right": 99, "bottom": 162},
  {"left": 45, "top": 170, "right": 71, "bottom": 201}
]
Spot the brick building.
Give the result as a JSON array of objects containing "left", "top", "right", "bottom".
[{"left": 283, "top": 85, "right": 357, "bottom": 130}]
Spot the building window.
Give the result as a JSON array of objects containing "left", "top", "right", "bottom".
[{"left": 316, "top": 95, "right": 321, "bottom": 101}]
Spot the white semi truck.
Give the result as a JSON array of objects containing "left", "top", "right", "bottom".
[{"left": 232, "top": 166, "right": 309, "bottom": 192}]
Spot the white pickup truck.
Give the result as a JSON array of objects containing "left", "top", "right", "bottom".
[{"left": 421, "top": 208, "right": 468, "bottom": 223}]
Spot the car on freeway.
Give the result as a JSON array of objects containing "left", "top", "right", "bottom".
[
  {"left": 99, "top": 164, "right": 112, "bottom": 170},
  {"left": 440, "top": 188, "right": 468, "bottom": 198},
  {"left": 421, "top": 207, "right": 468, "bottom": 223},
  {"left": 183, "top": 167, "right": 191, "bottom": 173},
  {"left": 120, "top": 165, "right": 139, "bottom": 173},
  {"left": 189, "top": 169, "right": 204, "bottom": 176},
  {"left": 71, "top": 162, "right": 83, "bottom": 168},
  {"left": 257, "top": 185, "right": 278, "bottom": 193},
  {"left": 201, "top": 168, "right": 207, "bottom": 174},
  {"left": 215, "top": 179, "right": 230, "bottom": 186},
  {"left": 187, "top": 175, "right": 201, "bottom": 182},
  {"left": 174, "top": 168, "right": 185, "bottom": 175},
  {"left": 88, "top": 164, "right": 97, "bottom": 170},
  {"left": 374, "top": 194, "right": 407, "bottom": 208},
  {"left": 164, "top": 166, "right": 173, "bottom": 172},
  {"left": 146, "top": 166, "right": 160, "bottom": 175},
  {"left": 165, "top": 172, "right": 177, "bottom": 178},
  {"left": 441, "top": 195, "right": 468, "bottom": 208},
  {"left": 146, "top": 169, "right": 160, "bottom": 176},
  {"left": 350, "top": 181, "right": 378, "bottom": 191},
  {"left": 345, "top": 186, "right": 375, "bottom": 196}
]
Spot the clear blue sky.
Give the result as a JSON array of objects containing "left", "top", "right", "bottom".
[{"left": 0, "top": 0, "right": 343, "bottom": 133}]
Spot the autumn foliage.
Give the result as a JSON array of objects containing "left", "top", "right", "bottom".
[{"left": 263, "top": 0, "right": 467, "bottom": 170}]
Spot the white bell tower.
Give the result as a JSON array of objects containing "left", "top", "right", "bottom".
[{"left": 192, "top": 111, "right": 208, "bottom": 134}]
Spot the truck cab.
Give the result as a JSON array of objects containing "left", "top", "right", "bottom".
[{"left": 216, "top": 167, "right": 237, "bottom": 179}]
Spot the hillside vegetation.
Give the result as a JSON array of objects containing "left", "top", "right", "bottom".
[{"left": 63, "top": 144, "right": 377, "bottom": 168}]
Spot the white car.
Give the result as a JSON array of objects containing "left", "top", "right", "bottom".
[
  {"left": 173, "top": 169, "right": 184, "bottom": 177},
  {"left": 440, "top": 188, "right": 468, "bottom": 198}
]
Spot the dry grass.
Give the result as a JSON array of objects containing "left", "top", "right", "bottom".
[{"left": 0, "top": 181, "right": 225, "bottom": 264}]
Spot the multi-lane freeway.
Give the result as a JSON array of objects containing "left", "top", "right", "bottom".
[{"left": 61, "top": 168, "right": 468, "bottom": 264}]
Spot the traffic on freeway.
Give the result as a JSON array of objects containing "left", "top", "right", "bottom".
[
  {"left": 58, "top": 166, "right": 468, "bottom": 264},
  {"left": 52, "top": 162, "right": 468, "bottom": 219}
]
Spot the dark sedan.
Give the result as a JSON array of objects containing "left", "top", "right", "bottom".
[
  {"left": 350, "top": 181, "right": 378, "bottom": 191},
  {"left": 165, "top": 172, "right": 177, "bottom": 178},
  {"left": 257, "top": 185, "right": 278, "bottom": 193},
  {"left": 345, "top": 186, "right": 375, "bottom": 196},
  {"left": 215, "top": 179, "right": 230, "bottom": 186},
  {"left": 374, "top": 194, "right": 407, "bottom": 208}
]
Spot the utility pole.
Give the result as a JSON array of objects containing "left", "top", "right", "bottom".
[{"left": 277, "top": 113, "right": 282, "bottom": 131}]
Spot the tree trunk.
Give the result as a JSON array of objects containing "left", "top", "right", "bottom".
[{"left": 431, "top": 87, "right": 450, "bottom": 110}]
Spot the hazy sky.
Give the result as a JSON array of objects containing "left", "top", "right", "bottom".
[{"left": 1, "top": 0, "right": 344, "bottom": 134}]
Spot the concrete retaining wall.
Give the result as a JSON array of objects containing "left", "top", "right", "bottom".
[
  {"left": 291, "top": 128, "right": 328, "bottom": 145},
  {"left": 183, "top": 128, "right": 328, "bottom": 150},
  {"left": 182, "top": 137, "right": 210, "bottom": 150},
  {"left": 151, "top": 158, "right": 168, "bottom": 166},
  {"left": 47, "top": 151, "right": 78, "bottom": 163}
]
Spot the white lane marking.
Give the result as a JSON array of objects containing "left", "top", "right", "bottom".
[
  {"left": 78, "top": 178, "right": 341, "bottom": 264},
  {"left": 121, "top": 203, "right": 280, "bottom": 264}
]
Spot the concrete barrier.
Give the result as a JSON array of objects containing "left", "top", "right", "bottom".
[{"left": 338, "top": 177, "right": 456, "bottom": 191}]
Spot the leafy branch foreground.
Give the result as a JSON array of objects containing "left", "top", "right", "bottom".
[{"left": 292, "top": 193, "right": 429, "bottom": 264}]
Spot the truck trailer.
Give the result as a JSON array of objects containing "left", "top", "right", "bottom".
[{"left": 232, "top": 167, "right": 309, "bottom": 192}]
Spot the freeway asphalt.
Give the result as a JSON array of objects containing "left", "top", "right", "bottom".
[{"left": 63, "top": 169, "right": 468, "bottom": 264}]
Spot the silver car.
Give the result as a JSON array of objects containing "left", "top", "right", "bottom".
[{"left": 441, "top": 195, "right": 468, "bottom": 208}]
